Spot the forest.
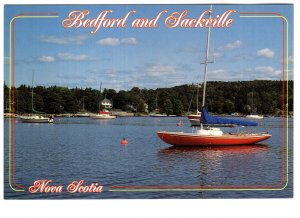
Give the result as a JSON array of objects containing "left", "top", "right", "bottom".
[{"left": 4, "top": 80, "right": 293, "bottom": 116}]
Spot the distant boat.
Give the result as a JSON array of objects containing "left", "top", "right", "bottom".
[
  {"left": 157, "top": 5, "right": 271, "bottom": 147},
  {"left": 19, "top": 115, "right": 52, "bottom": 123},
  {"left": 245, "top": 114, "right": 264, "bottom": 120},
  {"left": 188, "top": 113, "right": 201, "bottom": 120},
  {"left": 4, "top": 113, "right": 17, "bottom": 118},
  {"left": 19, "top": 71, "right": 53, "bottom": 123},
  {"left": 90, "top": 82, "right": 116, "bottom": 119},
  {"left": 149, "top": 92, "right": 168, "bottom": 117},
  {"left": 188, "top": 83, "right": 201, "bottom": 125},
  {"left": 76, "top": 97, "right": 90, "bottom": 117},
  {"left": 188, "top": 118, "right": 200, "bottom": 126},
  {"left": 90, "top": 110, "right": 117, "bottom": 119},
  {"left": 76, "top": 112, "right": 91, "bottom": 117},
  {"left": 149, "top": 113, "right": 167, "bottom": 117},
  {"left": 246, "top": 89, "right": 264, "bottom": 120}
]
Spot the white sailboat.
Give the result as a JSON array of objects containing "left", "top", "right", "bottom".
[
  {"left": 90, "top": 82, "right": 116, "bottom": 119},
  {"left": 149, "top": 92, "right": 167, "bottom": 117},
  {"left": 188, "top": 83, "right": 202, "bottom": 125},
  {"left": 76, "top": 97, "right": 91, "bottom": 117},
  {"left": 246, "top": 89, "right": 264, "bottom": 120},
  {"left": 19, "top": 71, "right": 53, "bottom": 123},
  {"left": 19, "top": 114, "right": 52, "bottom": 123}
]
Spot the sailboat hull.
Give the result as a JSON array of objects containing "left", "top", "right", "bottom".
[
  {"left": 246, "top": 115, "right": 264, "bottom": 120},
  {"left": 157, "top": 131, "right": 271, "bottom": 146},
  {"left": 90, "top": 114, "right": 116, "bottom": 119},
  {"left": 188, "top": 114, "right": 201, "bottom": 120},
  {"left": 19, "top": 116, "right": 52, "bottom": 123},
  {"left": 189, "top": 118, "right": 201, "bottom": 126}
]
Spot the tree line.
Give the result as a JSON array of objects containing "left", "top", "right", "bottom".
[{"left": 3, "top": 80, "right": 293, "bottom": 116}]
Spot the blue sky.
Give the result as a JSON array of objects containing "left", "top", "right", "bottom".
[{"left": 4, "top": 4, "right": 294, "bottom": 90}]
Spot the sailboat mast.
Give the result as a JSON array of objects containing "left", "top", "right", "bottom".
[
  {"left": 196, "top": 83, "right": 200, "bottom": 113},
  {"left": 155, "top": 92, "right": 158, "bottom": 110},
  {"left": 31, "top": 71, "right": 34, "bottom": 112},
  {"left": 99, "top": 81, "right": 102, "bottom": 111},
  {"left": 251, "top": 88, "right": 254, "bottom": 113},
  {"left": 201, "top": 5, "right": 213, "bottom": 108}
]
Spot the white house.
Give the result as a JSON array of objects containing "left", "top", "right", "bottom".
[{"left": 101, "top": 98, "right": 113, "bottom": 109}]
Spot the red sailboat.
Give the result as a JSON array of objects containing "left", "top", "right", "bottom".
[
  {"left": 158, "top": 106, "right": 271, "bottom": 146},
  {"left": 157, "top": 132, "right": 271, "bottom": 146},
  {"left": 157, "top": 5, "right": 271, "bottom": 147}
]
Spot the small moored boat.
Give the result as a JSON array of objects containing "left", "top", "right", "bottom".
[
  {"left": 90, "top": 110, "right": 116, "bottom": 119},
  {"left": 246, "top": 114, "right": 264, "bottom": 120},
  {"left": 19, "top": 71, "right": 54, "bottom": 124},
  {"left": 246, "top": 89, "right": 264, "bottom": 120},
  {"left": 19, "top": 115, "right": 53, "bottom": 123},
  {"left": 90, "top": 82, "right": 116, "bottom": 119}
]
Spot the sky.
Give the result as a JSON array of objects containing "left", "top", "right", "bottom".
[{"left": 4, "top": 4, "right": 294, "bottom": 91}]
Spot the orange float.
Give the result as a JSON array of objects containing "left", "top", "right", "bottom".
[{"left": 121, "top": 138, "right": 128, "bottom": 145}]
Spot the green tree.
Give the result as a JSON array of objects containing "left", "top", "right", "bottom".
[
  {"left": 4, "top": 80, "right": 294, "bottom": 116},
  {"left": 43, "top": 88, "right": 64, "bottom": 114},
  {"left": 223, "top": 100, "right": 235, "bottom": 114},
  {"left": 173, "top": 99, "right": 184, "bottom": 116},
  {"left": 163, "top": 99, "right": 173, "bottom": 116},
  {"left": 114, "top": 90, "right": 128, "bottom": 110}
]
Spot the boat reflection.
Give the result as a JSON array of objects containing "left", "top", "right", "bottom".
[
  {"left": 158, "top": 144, "right": 271, "bottom": 186},
  {"left": 159, "top": 144, "right": 270, "bottom": 156}
]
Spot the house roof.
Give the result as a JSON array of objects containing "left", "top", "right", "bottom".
[{"left": 101, "top": 98, "right": 112, "bottom": 105}]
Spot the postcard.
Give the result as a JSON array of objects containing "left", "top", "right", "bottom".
[{"left": 3, "top": 4, "right": 293, "bottom": 199}]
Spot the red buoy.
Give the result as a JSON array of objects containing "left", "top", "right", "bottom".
[
  {"left": 177, "top": 120, "right": 182, "bottom": 127},
  {"left": 121, "top": 138, "right": 128, "bottom": 145}
]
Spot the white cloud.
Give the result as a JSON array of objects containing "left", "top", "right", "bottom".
[
  {"left": 121, "top": 37, "right": 138, "bottom": 45},
  {"left": 256, "top": 48, "right": 275, "bottom": 58},
  {"left": 89, "top": 69, "right": 119, "bottom": 78},
  {"left": 57, "top": 53, "right": 96, "bottom": 61},
  {"left": 97, "top": 38, "right": 120, "bottom": 46},
  {"left": 212, "top": 51, "right": 223, "bottom": 59},
  {"left": 38, "top": 55, "right": 56, "bottom": 62},
  {"left": 223, "top": 40, "right": 243, "bottom": 50},
  {"left": 211, "top": 40, "right": 243, "bottom": 60},
  {"left": 39, "top": 35, "right": 89, "bottom": 45},
  {"left": 204, "top": 66, "right": 282, "bottom": 81},
  {"left": 144, "top": 64, "right": 176, "bottom": 77},
  {"left": 254, "top": 66, "right": 281, "bottom": 79},
  {"left": 97, "top": 37, "right": 138, "bottom": 46},
  {"left": 254, "top": 66, "right": 275, "bottom": 74},
  {"left": 37, "top": 53, "right": 97, "bottom": 62},
  {"left": 209, "top": 69, "right": 227, "bottom": 76},
  {"left": 125, "top": 63, "right": 190, "bottom": 88},
  {"left": 207, "top": 69, "right": 240, "bottom": 81}
]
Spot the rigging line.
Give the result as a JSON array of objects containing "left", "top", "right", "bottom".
[
  {"left": 188, "top": 64, "right": 202, "bottom": 113},
  {"left": 187, "top": 84, "right": 197, "bottom": 113}
]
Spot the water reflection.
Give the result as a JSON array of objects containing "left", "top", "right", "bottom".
[
  {"left": 159, "top": 144, "right": 270, "bottom": 157},
  {"left": 158, "top": 144, "right": 271, "bottom": 186}
]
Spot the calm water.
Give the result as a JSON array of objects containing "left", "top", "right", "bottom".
[{"left": 4, "top": 116, "right": 293, "bottom": 199}]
